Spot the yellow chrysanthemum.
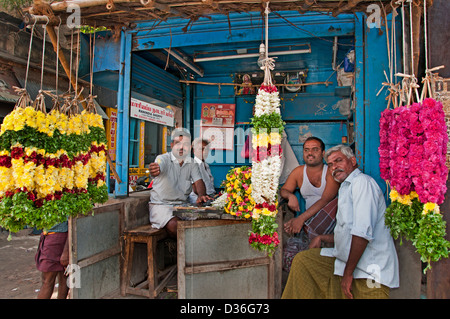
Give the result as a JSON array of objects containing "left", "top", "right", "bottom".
[
  {"left": 422, "top": 202, "right": 439, "bottom": 215},
  {"left": 270, "top": 132, "right": 282, "bottom": 145}
]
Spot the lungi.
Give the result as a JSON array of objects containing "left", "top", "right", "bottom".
[
  {"left": 281, "top": 248, "right": 389, "bottom": 299},
  {"left": 35, "top": 232, "right": 68, "bottom": 273},
  {"left": 149, "top": 203, "right": 175, "bottom": 229}
]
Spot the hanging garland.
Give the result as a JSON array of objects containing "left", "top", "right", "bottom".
[
  {"left": 379, "top": 98, "right": 450, "bottom": 272},
  {"left": 248, "top": 84, "right": 284, "bottom": 256},
  {"left": 0, "top": 25, "right": 108, "bottom": 234},
  {"left": 378, "top": 1, "right": 450, "bottom": 273},
  {"left": 211, "top": 3, "right": 284, "bottom": 256},
  {"left": 0, "top": 97, "right": 108, "bottom": 235}
]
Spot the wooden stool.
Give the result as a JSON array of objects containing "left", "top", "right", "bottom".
[{"left": 121, "top": 224, "right": 177, "bottom": 298}]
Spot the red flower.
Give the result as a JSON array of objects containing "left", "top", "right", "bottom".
[
  {"left": 11, "top": 147, "right": 24, "bottom": 159},
  {"left": 27, "top": 192, "right": 36, "bottom": 201},
  {"left": 0, "top": 155, "right": 12, "bottom": 168}
]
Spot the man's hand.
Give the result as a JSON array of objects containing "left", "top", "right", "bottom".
[
  {"left": 149, "top": 162, "right": 160, "bottom": 177},
  {"left": 284, "top": 216, "right": 304, "bottom": 234},
  {"left": 341, "top": 273, "right": 354, "bottom": 299},
  {"left": 196, "top": 195, "right": 213, "bottom": 206},
  {"left": 309, "top": 235, "right": 322, "bottom": 249}
]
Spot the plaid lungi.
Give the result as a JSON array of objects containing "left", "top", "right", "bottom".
[{"left": 281, "top": 248, "right": 390, "bottom": 299}]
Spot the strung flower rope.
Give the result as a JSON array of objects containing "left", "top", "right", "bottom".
[{"left": 247, "top": 1, "right": 285, "bottom": 256}]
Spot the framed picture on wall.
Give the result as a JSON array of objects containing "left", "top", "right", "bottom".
[{"left": 200, "top": 103, "right": 235, "bottom": 150}]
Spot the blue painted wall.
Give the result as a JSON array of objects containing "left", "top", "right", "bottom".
[{"left": 92, "top": 10, "right": 400, "bottom": 196}]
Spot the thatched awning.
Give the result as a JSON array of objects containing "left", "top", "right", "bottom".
[{"left": 24, "top": 0, "right": 415, "bottom": 30}]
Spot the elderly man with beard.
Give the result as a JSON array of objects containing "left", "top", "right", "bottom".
[
  {"left": 282, "top": 144, "right": 399, "bottom": 299},
  {"left": 148, "top": 129, "right": 211, "bottom": 238}
]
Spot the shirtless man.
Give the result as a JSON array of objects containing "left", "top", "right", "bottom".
[{"left": 281, "top": 137, "right": 340, "bottom": 234}]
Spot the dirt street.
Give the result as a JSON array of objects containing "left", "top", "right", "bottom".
[{"left": 0, "top": 228, "right": 42, "bottom": 299}]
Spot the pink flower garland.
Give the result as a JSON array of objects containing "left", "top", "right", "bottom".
[{"left": 379, "top": 98, "right": 448, "bottom": 204}]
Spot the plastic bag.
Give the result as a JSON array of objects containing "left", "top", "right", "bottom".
[{"left": 282, "top": 230, "right": 310, "bottom": 272}]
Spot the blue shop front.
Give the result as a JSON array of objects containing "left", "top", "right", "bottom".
[
  {"left": 71, "top": 7, "right": 427, "bottom": 299},
  {"left": 88, "top": 11, "right": 395, "bottom": 199}
]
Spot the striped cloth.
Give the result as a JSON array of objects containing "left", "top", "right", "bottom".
[{"left": 304, "top": 197, "right": 338, "bottom": 240}]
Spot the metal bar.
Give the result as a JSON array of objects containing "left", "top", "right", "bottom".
[
  {"left": 163, "top": 48, "right": 204, "bottom": 77},
  {"left": 354, "top": 12, "right": 365, "bottom": 171},
  {"left": 193, "top": 48, "right": 311, "bottom": 62}
]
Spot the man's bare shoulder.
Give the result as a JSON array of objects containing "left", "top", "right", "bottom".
[{"left": 289, "top": 165, "right": 305, "bottom": 180}]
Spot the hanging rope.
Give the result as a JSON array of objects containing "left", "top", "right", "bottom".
[
  {"left": 13, "top": 20, "right": 37, "bottom": 109},
  {"left": 261, "top": 2, "right": 276, "bottom": 86},
  {"left": 377, "top": 2, "right": 400, "bottom": 109},
  {"left": 419, "top": 0, "right": 445, "bottom": 101},
  {"left": 394, "top": 0, "right": 420, "bottom": 106},
  {"left": 32, "top": 17, "right": 50, "bottom": 114},
  {"left": 87, "top": 28, "right": 98, "bottom": 114}
]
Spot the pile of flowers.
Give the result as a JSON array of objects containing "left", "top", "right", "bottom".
[
  {"left": 379, "top": 98, "right": 450, "bottom": 272},
  {"left": 249, "top": 84, "right": 285, "bottom": 256},
  {"left": 0, "top": 104, "right": 108, "bottom": 235},
  {"left": 220, "top": 166, "right": 254, "bottom": 219}
]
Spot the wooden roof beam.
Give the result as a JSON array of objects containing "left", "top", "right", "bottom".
[{"left": 332, "top": 0, "right": 363, "bottom": 17}]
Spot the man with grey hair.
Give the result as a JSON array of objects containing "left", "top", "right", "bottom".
[
  {"left": 189, "top": 137, "right": 216, "bottom": 204},
  {"left": 282, "top": 144, "right": 399, "bottom": 299},
  {"left": 148, "top": 128, "right": 211, "bottom": 237}
]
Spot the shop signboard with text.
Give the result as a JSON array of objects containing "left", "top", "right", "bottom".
[{"left": 130, "top": 98, "right": 175, "bottom": 127}]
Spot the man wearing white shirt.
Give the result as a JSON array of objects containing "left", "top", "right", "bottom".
[
  {"left": 189, "top": 138, "right": 216, "bottom": 204},
  {"left": 149, "top": 129, "right": 211, "bottom": 237},
  {"left": 282, "top": 145, "right": 399, "bottom": 299}
]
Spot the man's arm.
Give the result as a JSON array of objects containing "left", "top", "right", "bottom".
[
  {"left": 280, "top": 166, "right": 302, "bottom": 212},
  {"left": 308, "top": 233, "right": 334, "bottom": 249},
  {"left": 341, "top": 235, "right": 369, "bottom": 299},
  {"left": 193, "top": 179, "right": 212, "bottom": 205},
  {"left": 285, "top": 167, "right": 340, "bottom": 234},
  {"left": 60, "top": 236, "right": 69, "bottom": 267}
]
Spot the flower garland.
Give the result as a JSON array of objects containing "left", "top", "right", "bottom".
[
  {"left": 249, "top": 84, "right": 285, "bottom": 256},
  {"left": 219, "top": 166, "right": 254, "bottom": 218},
  {"left": 0, "top": 105, "right": 108, "bottom": 235},
  {"left": 379, "top": 98, "right": 450, "bottom": 272}
]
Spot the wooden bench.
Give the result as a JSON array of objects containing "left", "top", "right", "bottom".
[{"left": 121, "top": 224, "right": 177, "bottom": 298}]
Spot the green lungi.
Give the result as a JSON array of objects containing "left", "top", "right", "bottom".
[{"left": 281, "top": 248, "right": 390, "bottom": 299}]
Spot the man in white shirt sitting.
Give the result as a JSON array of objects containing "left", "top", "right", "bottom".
[
  {"left": 282, "top": 145, "right": 399, "bottom": 299},
  {"left": 149, "top": 129, "right": 211, "bottom": 237},
  {"left": 189, "top": 137, "right": 216, "bottom": 204}
]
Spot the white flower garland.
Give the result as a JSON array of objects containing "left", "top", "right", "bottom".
[
  {"left": 251, "top": 155, "right": 281, "bottom": 204},
  {"left": 253, "top": 88, "right": 281, "bottom": 117}
]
